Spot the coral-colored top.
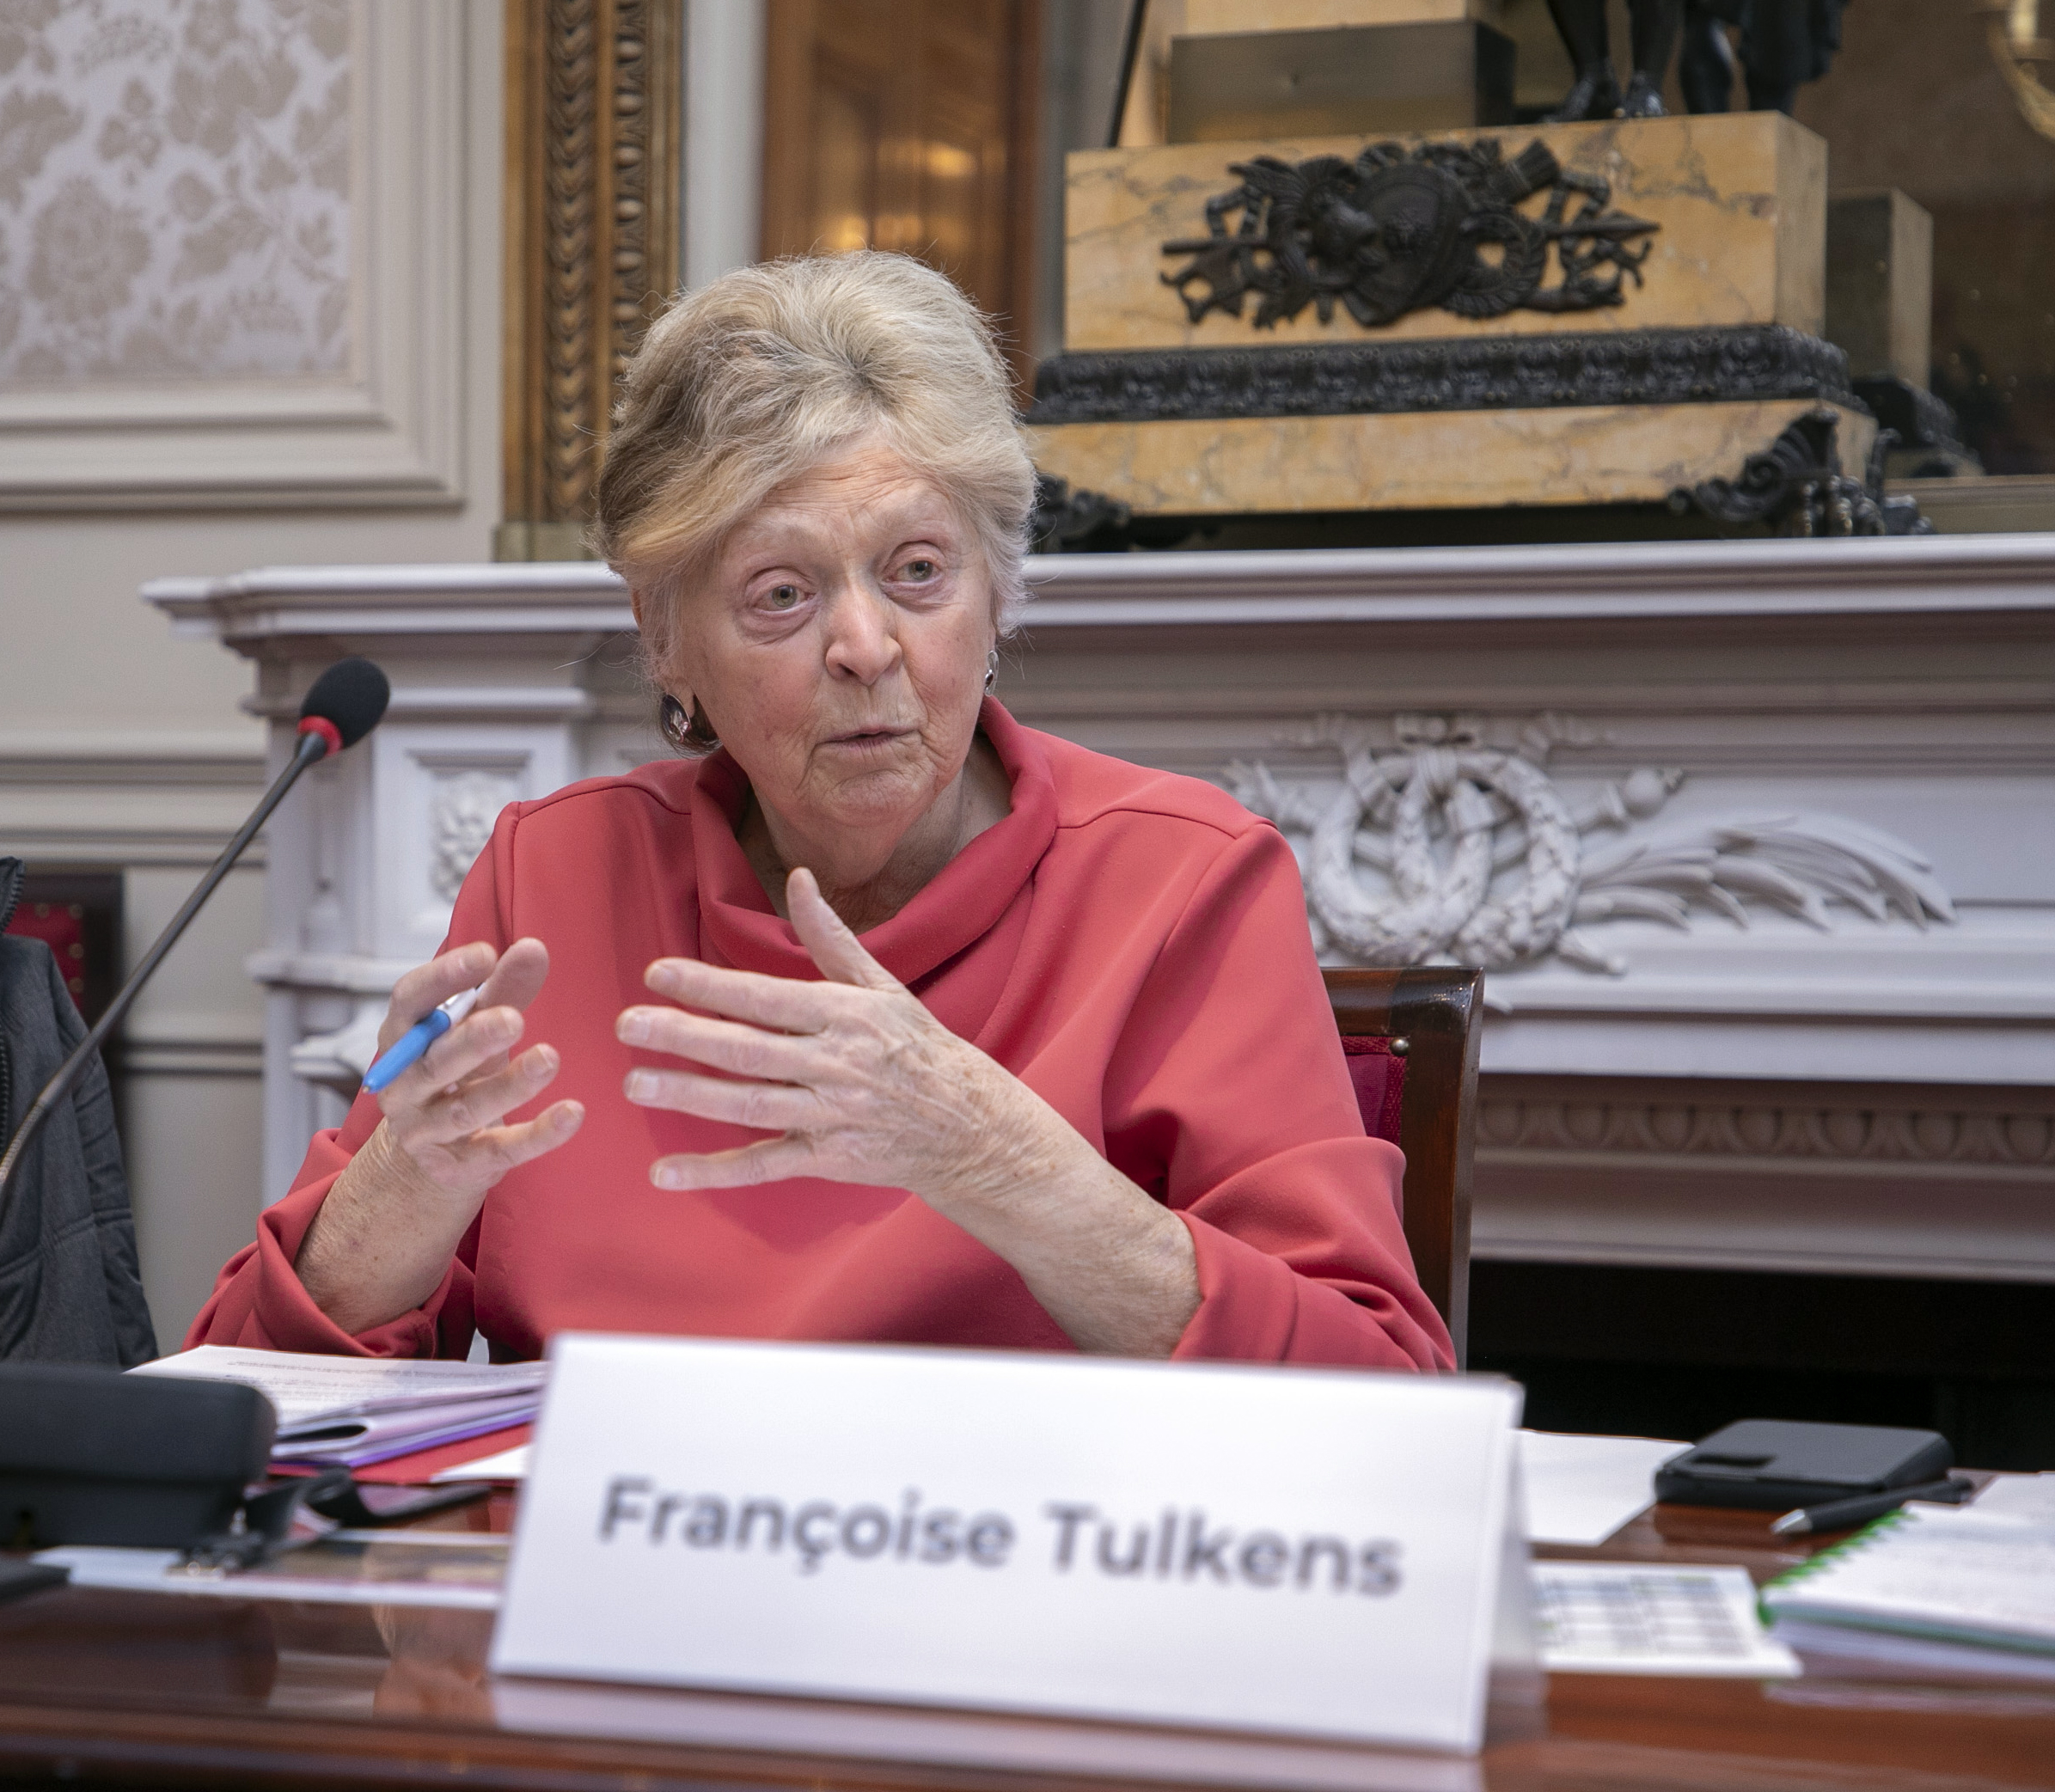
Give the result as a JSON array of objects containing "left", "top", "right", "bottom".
[{"left": 189, "top": 701, "right": 1452, "bottom": 1371}]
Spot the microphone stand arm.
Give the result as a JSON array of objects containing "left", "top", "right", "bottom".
[{"left": 0, "top": 728, "right": 332, "bottom": 1220}]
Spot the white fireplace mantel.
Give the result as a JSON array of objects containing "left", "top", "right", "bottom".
[{"left": 148, "top": 534, "right": 2055, "bottom": 1283}]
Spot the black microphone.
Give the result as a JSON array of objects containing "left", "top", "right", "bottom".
[{"left": 0, "top": 658, "right": 391, "bottom": 1219}]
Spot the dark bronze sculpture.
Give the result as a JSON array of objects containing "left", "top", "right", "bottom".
[
  {"left": 1670, "top": 408, "right": 1929, "bottom": 536},
  {"left": 1030, "top": 327, "right": 1861, "bottom": 429},
  {"left": 1544, "top": 0, "right": 1681, "bottom": 120},
  {"left": 1159, "top": 138, "right": 1657, "bottom": 331},
  {"left": 1679, "top": 0, "right": 1851, "bottom": 116},
  {"left": 1544, "top": 0, "right": 1854, "bottom": 121}
]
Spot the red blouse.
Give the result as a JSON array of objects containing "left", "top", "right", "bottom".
[{"left": 189, "top": 700, "right": 1452, "bottom": 1371}]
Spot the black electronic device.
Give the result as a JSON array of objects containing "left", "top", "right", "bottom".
[
  {"left": 1654, "top": 1418, "right": 1953, "bottom": 1513},
  {"left": 0, "top": 1361, "right": 275, "bottom": 1550},
  {"left": 1, "top": 1361, "right": 485, "bottom": 1562}
]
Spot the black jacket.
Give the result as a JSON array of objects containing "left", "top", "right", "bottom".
[{"left": 0, "top": 858, "right": 157, "bottom": 1365}]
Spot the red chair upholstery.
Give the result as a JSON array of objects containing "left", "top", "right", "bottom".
[{"left": 1340, "top": 1037, "right": 1407, "bottom": 1154}]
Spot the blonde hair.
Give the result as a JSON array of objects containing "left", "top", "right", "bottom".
[{"left": 594, "top": 252, "right": 1037, "bottom": 679}]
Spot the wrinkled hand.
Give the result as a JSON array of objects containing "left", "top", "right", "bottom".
[
  {"left": 616, "top": 869, "right": 1051, "bottom": 1212},
  {"left": 298, "top": 938, "right": 585, "bottom": 1336},
  {"left": 360, "top": 938, "right": 584, "bottom": 1203},
  {"left": 615, "top": 869, "right": 1199, "bottom": 1355}
]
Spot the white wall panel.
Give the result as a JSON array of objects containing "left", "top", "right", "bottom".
[
  {"left": 0, "top": 0, "right": 465, "bottom": 508},
  {"left": 0, "top": 0, "right": 502, "bottom": 1350}
]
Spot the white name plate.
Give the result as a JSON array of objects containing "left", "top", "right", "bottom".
[{"left": 492, "top": 1336, "right": 1525, "bottom": 1756}]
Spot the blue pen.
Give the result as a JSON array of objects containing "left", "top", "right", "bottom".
[{"left": 362, "top": 984, "right": 485, "bottom": 1093}]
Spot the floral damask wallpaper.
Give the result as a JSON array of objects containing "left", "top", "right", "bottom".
[{"left": 0, "top": 0, "right": 351, "bottom": 383}]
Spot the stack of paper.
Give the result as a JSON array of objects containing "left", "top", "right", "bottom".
[
  {"left": 1966, "top": 1471, "right": 2055, "bottom": 1526},
  {"left": 131, "top": 1346, "right": 545, "bottom": 1468},
  {"left": 433, "top": 1439, "right": 534, "bottom": 1483},
  {"left": 1762, "top": 1495, "right": 2055, "bottom": 1682}
]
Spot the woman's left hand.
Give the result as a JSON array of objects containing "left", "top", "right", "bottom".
[
  {"left": 619, "top": 868, "right": 1055, "bottom": 1207},
  {"left": 615, "top": 868, "right": 1198, "bottom": 1355}
]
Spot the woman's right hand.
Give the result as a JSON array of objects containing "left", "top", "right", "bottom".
[{"left": 294, "top": 938, "right": 584, "bottom": 1334}]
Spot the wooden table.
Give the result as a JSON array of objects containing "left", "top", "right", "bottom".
[{"left": 2, "top": 1493, "right": 2051, "bottom": 1792}]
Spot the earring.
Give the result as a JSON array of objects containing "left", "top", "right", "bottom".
[
  {"left": 984, "top": 649, "right": 999, "bottom": 693},
  {"left": 659, "top": 693, "right": 690, "bottom": 750}
]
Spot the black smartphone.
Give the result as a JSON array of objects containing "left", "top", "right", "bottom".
[{"left": 1655, "top": 1419, "right": 1952, "bottom": 1511}]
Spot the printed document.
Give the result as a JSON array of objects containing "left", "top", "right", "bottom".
[
  {"left": 133, "top": 1346, "right": 544, "bottom": 1428},
  {"left": 131, "top": 1346, "right": 545, "bottom": 1466},
  {"left": 1517, "top": 1429, "right": 1684, "bottom": 1546},
  {"left": 1532, "top": 1563, "right": 1800, "bottom": 1677}
]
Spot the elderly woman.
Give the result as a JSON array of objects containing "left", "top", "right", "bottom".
[{"left": 193, "top": 254, "right": 1451, "bottom": 1370}]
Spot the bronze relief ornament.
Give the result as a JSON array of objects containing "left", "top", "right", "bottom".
[{"left": 1160, "top": 138, "right": 1658, "bottom": 331}]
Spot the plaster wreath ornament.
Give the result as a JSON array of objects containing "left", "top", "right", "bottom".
[{"left": 1226, "top": 713, "right": 1955, "bottom": 976}]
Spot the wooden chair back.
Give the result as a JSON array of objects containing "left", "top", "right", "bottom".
[{"left": 1323, "top": 966, "right": 1484, "bottom": 1367}]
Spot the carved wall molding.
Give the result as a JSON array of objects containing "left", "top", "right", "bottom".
[
  {"left": 501, "top": 0, "right": 680, "bottom": 559},
  {"left": 1472, "top": 1073, "right": 2055, "bottom": 1280},
  {"left": 1478, "top": 1082, "right": 2055, "bottom": 1177}
]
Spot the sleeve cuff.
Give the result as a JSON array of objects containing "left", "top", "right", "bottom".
[
  {"left": 184, "top": 1165, "right": 464, "bottom": 1359},
  {"left": 1170, "top": 1209, "right": 1454, "bottom": 1370}
]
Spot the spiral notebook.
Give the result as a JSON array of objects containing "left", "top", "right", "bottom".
[{"left": 1761, "top": 1502, "right": 2055, "bottom": 1661}]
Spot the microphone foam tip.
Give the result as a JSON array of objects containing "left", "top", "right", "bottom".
[{"left": 298, "top": 657, "right": 391, "bottom": 750}]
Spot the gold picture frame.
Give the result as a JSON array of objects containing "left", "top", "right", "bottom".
[
  {"left": 498, "top": 0, "right": 683, "bottom": 561},
  {"left": 1987, "top": 0, "right": 2055, "bottom": 138}
]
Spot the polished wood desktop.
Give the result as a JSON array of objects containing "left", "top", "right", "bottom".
[{"left": 2, "top": 1492, "right": 2052, "bottom": 1792}]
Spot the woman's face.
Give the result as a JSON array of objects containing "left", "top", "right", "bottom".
[{"left": 663, "top": 435, "right": 995, "bottom": 855}]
